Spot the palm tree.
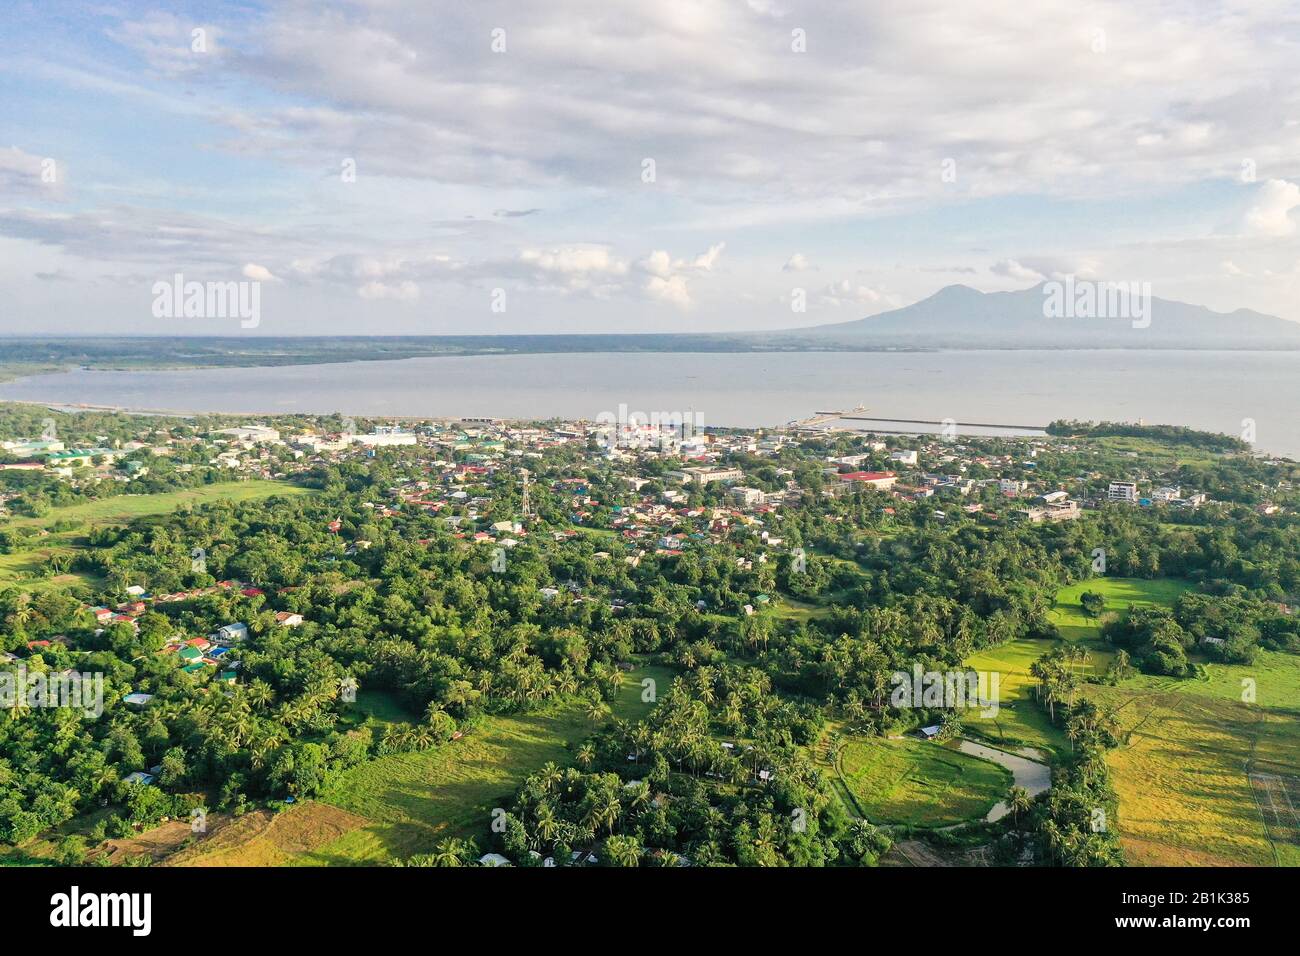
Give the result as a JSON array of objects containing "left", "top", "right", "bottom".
[
  {"left": 247, "top": 679, "right": 274, "bottom": 710},
  {"left": 605, "top": 835, "right": 642, "bottom": 867},
  {"left": 1041, "top": 819, "right": 1065, "bottom": 865},
  {"left": 555, "top": 672, "right": 578, "bottom": 696},
  {"left": 425, "top": 705, "right": 456, "bottom": 740},
  {"left": 842, "top": 694, "right": 865, "bottom": 724},
  {"left": 9, "top": 603, "right": 33, "bottom": 635},
  {"left": 630, "top": 725, "right": 652, "bottom": 764},
  {"left": 5, "top": 695, "right": 31, "bottom": 723},
  {"left": 432, "top": 838, "right": 468, "bottom": 867},
  {"left": 249, "top": 738, "right": 276, "bottom": 771},
  {"left": 538, "top": 762, "right": 563, "bottom": 792},
  {"left": 534, "top": 804, "right": 560, "bottom": 845},
  {"left": 624, "top": 781, "right": 651, "bottom": 812},
  {"left": 576, "top": 743, "right": 596, "bottom": 769},
  {"left": 1111, "top": 649, "right": 1131, "bottom": 680},
  {"left": 1007, "top": 786, "right": 1032, "bottom": 827}
]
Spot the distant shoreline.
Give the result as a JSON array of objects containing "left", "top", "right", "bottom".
[
  {"left": 2, "top": 340, "right": 1300, "bottom": 386},
  {"left": 2, "top": 348, "right": 1296, "bottom": 459}
]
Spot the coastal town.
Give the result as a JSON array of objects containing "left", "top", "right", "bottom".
[
  {"left": 0, "top": 401, "right": 1296, "bottom": 875},
  {"left": 7, "top": 0, "right": 1298, "bottom": 932},
  {"left": 0, "top": 412, "right": 1238, "bottom": 534}
]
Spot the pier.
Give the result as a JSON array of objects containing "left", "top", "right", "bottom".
[{"left": 840, "top": 415, "right": 1047, "bottom": 432}]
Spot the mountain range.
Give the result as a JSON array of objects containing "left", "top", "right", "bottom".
[{"left": 751, "top": 282, "right": 1300, "bottom": 349}]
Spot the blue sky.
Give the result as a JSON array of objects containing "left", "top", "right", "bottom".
[{"left": 3, "top": 0, "right": 1300, "bottom": 335}]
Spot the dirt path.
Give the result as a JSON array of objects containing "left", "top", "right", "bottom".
[{"left": 958, "top": 740, "right": 1050, "bottom": 822}]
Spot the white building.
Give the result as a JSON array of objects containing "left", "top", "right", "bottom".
[
  {"left": 678, "top": 466, "right": 745, "bottom": 485},
  {"left": 350, "top": 427, "right": 417, "bottom": 447},
  {"left": 215, "top": 425, "right": 280, "bottom": 443},
  {"left": 1107, "top": 481, "right": 1139, "bottom": 503},
  {"left": 293, "top": 434, "right": 350, "bottom": 453},
  {"left": 729, "top": 486, "right": 766, "bottom": 507},
  {"left": 889, "top": 450, "right": 919, "bottom": 466}
]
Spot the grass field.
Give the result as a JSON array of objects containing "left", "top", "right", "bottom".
[
  {"left": 0, "top": 480, "right": 314, "bottom": 592},
  {"left": 1093, "top": 436, "right": 1220, "bottom": 469},
  {"left": 838, "top": 737, "right": 1012, "bottom": 828},
  {"left": 0, "top": 547, "right": 103, "bottom": 593},
  {"left": 1049, "top": 576, "right": 1299, "bottom": 865},
  {"left": 1051, "top": 577, "right": 1192, "bottom": 641},
  {"left": 963, "top": 640, "right": 1074, "bottom": 756},
  {"left": 295, "top": 707, "right": 601, "bottom": 864},
  {"left": 962, "top": 575, "right": 1300, "bottom": 867},
  {"left": 613, "top": 663, "right": 677, "bottom": 716},
  {"left": 1, "top": 480, "right": 315, "bottom": 533},
  {"left": 348, "top": 689, "right": 421, "bottom": 726},
  {"left": 1085, "top": 651, "right": 1300, "bottom": 866},
  {"left": 771, "top": 594, "right": 834, "bottom": 622},
  {"left": 177, "top": 663, "right": 675, "bottom": 866},
  {"left": 961, "top": 578, "right": 1189, "bottom": 758}
]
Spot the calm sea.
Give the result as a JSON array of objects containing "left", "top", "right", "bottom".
[{"left": 1, "top": 349, "right": 1296, "bottom": 458}]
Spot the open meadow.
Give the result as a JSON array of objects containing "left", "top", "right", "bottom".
[
  {"left": 0, "top": 480, "right": 315, "bottom": 593},
  {"left": 1085, "top": 653, "right": 1300, "bottom": 866},
  {"left": 837, "top": 736, "right": 1012, "bottom": 828},
  {"left": 962, "top": 578, "right": 1188, "bottom": 758},
  {"left": 2, "top": 480, "right": 316, "bottom": 532},
  {"left": 966, "top": 575, "right": 1299, "bottom": 866},
  {"left": 173, "top": 664, "right": 675, "bottom": 866}
]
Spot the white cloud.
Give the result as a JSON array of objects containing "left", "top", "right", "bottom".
[
  {"left": 639, "top": 250, "right": 674, "bottom": 279},
  {"left": 692, "top": 242, "right": 725, "bottom": 271},
  {"left": 242, "top": 263, "right": 278, "bottom": 282},
  {"left": 745, "top": 0, "right": 787, "bottom": 17},
  {"left": 106, "top": 12, "right": 222, "bottom": 75},
  {"left": 820, "top": 279, "right": 890, "bottom": 308},
  {"left": 1242, "top": 179, "right": 1300, "bottom": 238},
  {"left": 519, "top": 245, "right": 627, "bottom": 276},
  {"left": 195, "top": 0, "right": 1300, "bottom": 214},
  {"left": 6, "top": 2, "right": 1300, "bottom": 330},
  {"left": 644, "top": 274, "right": 693, "bottom": 309},
  {"left": 358, "top": 280, "right": 420, "bottom": 301},
  {"left": 991, "top": 256, "right": 1101, "bottom": 282},
  {"left": 638, "top": 244, "right": 725, "bottom": 278},
  {"left": 990, "top": 259, "right": 1043, "bottom": 282},
  {"left": 633, "top": 243, "right": 727, "bottom": 308},
  {"left": 0, "top": 146, "right": 62, "bottom": 199}
]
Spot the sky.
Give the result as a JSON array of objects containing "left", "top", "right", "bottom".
[{"left": 2, "top": 0, "right": 1300, "bottom": 336}]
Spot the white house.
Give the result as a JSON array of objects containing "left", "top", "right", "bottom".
[{"left": 215, "top": 622, "right": 249, "bottom": 643}]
